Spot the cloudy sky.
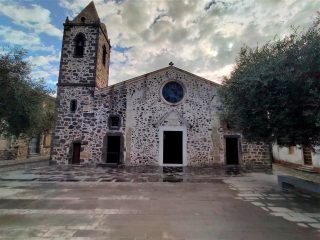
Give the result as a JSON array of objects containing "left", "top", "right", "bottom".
[{"left": 0, "top": 0, "right": 319, "bottom": 90}]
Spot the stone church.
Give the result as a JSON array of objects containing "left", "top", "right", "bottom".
[{"left": 51, "top": 2, "right": 270, "bottom": 168}]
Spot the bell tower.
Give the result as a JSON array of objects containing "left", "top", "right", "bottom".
[
  {"left": 52, "top": 2, "right": 111, "bottom": 164},
  {"left": 57, "top": 1, "right": 111, "bottom": 88}
]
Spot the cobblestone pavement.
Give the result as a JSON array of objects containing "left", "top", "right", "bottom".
[{"left": 0, "top": 166, "right": 319, "bottom": 239}]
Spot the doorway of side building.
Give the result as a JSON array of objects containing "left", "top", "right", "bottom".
[
  {"left": 29, "top": 136, "right": 40, "bottom": 155},
  {"left": 225, "top": 137, "right": 239, "bottom": 165},
  {"left": 163, "top": 131, "right": 183, "bottom": 165},
  {"left": 106, "top": 135, "right": 121, "bottom": 164},
  {"left": 72, "top": 142, "right": 81, "bottom": 164},
  {"left": 302, "top": 147, "right": 312, "bottom": 166}
]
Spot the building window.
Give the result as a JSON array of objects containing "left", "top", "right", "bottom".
[
  {"left": 81, "top": 17, "right": 86, "bottom": 23},
  {"left": 108, "top": 115, "right": 121, "bottom": 129},
  {"left": 29, "top": 136, "right": 40, "bottom": 155},
  {"left": 288, "top": 146, "right": 295, "bottom": 155},
  {"left": 102, "top": 45, "right": 107, "bottom": 66},
  {"left": 74, "top": 33, "right": 85, "bottom": 57},
  {"left": 43, "top": 133, "right": 52, "bottom": 148},
  {"left": 70, "top": 99, "right": 77, "bottom": 112}
]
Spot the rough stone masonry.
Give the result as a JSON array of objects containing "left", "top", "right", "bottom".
[{"left": 51, "top": 2, "right": 270, "bottom": 169}]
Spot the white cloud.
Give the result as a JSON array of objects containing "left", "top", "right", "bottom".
[
  {"left": 207, "top": 64, "right": 235, "bottom": 82},
  {"left": 28, "top": 54, "right": 60, "bottom": 67},
  {"left": 28, "top": 53, "right": 61, "bottom": 88},
  {"left": 59, "top": 0, "right": 105, "bottom": 15},
  {"left": 31, "top": 66, "right": 59, "bottom": 87},
  {"left": 0, "top": 2, "right": 62, "bottom": 38},
  {"left": 0, "top": 25, "right": 55, "bottom": 52},
  {"left": 0, "top": 25, "right": 40, "bottom": 44},
  {"left": 111, "top": 50, "right": 127, "bottom": 63},
  {"left": 58, "top": 0, "right": 320, "bottom": 85}
]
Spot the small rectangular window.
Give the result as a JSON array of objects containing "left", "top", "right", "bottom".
[
  {"left": 70, "top": 99, "right": 77, "bottom": 112},
  {"left": 102, "top": 46, "right": 107, "bottom": 66},
  {"left": 109, "top": 115, "right": 120, "bottom": 129},
  {"left": 43, "top": 134, "right": 52, "bottom": 148},
  {"left": 111, "top": 117, "right": 119, "bottom": 126},
  {"left": 288, "top": 146, "right": 295, "bottom": 155}
]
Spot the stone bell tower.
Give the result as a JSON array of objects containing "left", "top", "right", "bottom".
[
  {"left": 58, "top": 1, "right": 111, "bottom": 88},
  {"left": 52, "top": 1, "right": 111, "bottom": 164}
]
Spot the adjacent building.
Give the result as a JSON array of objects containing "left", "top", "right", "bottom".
[
  {"left": 0, "top": 134, "right": 51, "bottom": 161},
  {"left": 273, "top": 145, "right": 320, "bottom": 172}
]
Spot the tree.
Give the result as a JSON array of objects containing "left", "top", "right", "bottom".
[
  {"left": 219, "top": 18, "right": 320, "bottom": 147},
  {"left": 0, "top": 47, "right": 56, "bottom": 137}
]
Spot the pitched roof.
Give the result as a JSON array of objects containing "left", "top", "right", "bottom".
[
  {"left": 72, "top": 1, "right": 100, "bottom": 23},
  {"left": 96, "top": 65, "right": 220, "bottom": 95}
]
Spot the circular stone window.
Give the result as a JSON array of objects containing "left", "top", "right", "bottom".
[{"left": 161, "top": 81, "right": 185, "bottom": 104}]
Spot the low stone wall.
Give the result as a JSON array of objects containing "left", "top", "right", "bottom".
[
  {"left": 0, "top": 135, "right": 51, "bottom": 161},
  {"left": 0, "top": 137, "right": 28, "bottom": 160},
  {"left": 274, "top": 160, "right": 320, "bottom": 173},
  {"left": 242, "top": 141, "right": 271, "bottom": 169}
]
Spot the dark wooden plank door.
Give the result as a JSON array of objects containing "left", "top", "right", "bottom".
[{"left": 72, "top": 143, "right": 81, "bottom": 164}]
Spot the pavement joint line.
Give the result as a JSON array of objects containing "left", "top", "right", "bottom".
[
  {"left": 0, "top": 226, "right": 112, "bottom": 231},
  {"left": 226, "top": 177, "right": 320, "bottom": 231},
  {"left": 0, "top": 196, "right": 81, "bottom": 200},
  {"left": 98, "top": 196, "right": 150, "bottom": 200},
  {"left": 0, "top": 209, "right": 141, "bottom": 215}
]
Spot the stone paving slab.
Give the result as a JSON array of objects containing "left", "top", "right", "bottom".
[
  {"left": 0, "top": 156, "right": 49, "bottom": 167},
  {"left": 0, "top": 165, "right": 247, "bottom": 183},
  {"left": 0, "top": 166, "right": 319, "bottom": 239},
  {"left": 225, "top": 172, "right": 320, "bottom": 233},
  {"left": 0, "top": 180, "right": 318, "bottom": 240},
  {"left": 0, "top": 157, "right": 49, "bottom": 173}
]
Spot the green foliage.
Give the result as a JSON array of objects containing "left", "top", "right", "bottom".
[
  {"left": 0, "top": 47, "right": 56, "bottom": 137},
  {"left": 219, "top": 18, "right": 320, "bottom": 147}
]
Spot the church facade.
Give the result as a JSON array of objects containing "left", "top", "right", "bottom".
[{"left": 51, "top": 2, "right": 270, "bottom": 168}]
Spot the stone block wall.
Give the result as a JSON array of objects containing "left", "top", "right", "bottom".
[
  {"left": 241, "top": 140, "right": 271, "bottom": 169},
  {"left": 0, "top": 135, "right": 50, "bottom": 161},
  {"left": 53, "top": 66, "right": 272, "bottom": 168},
  {"left": 91, "top": 84, "right": 127, "bottom": 164},
  {"left": 95, "top": 67, "right": 222, "bottom": 166},
  {"left": 58, "top": 25, "right": 99, "bottom": 86},
  {"left": 52, "top": 2, "right": 272, "bottom": 168},
  {"left": 52, "top": 16, "right": 110, "bottom": 164},
  {"left": 95, "top": 26, "right": 110, "bottom": 89},
  {"left": 51, "top": 86, "right": 95, "bottom": 164}
]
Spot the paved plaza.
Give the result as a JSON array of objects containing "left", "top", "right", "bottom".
[{"left": 0, "top": 165, "right": 319, "bottom": 239}]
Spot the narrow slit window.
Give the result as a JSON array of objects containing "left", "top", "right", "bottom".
[
  {"left": 102, "top": 45, "right": 107, "bottom": 66},
  {"left": 74, "top": 34, "right": 85, "bottom": 57},
  {"left": 70, "top": 99, "right": 77, "bottom": 112}
]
